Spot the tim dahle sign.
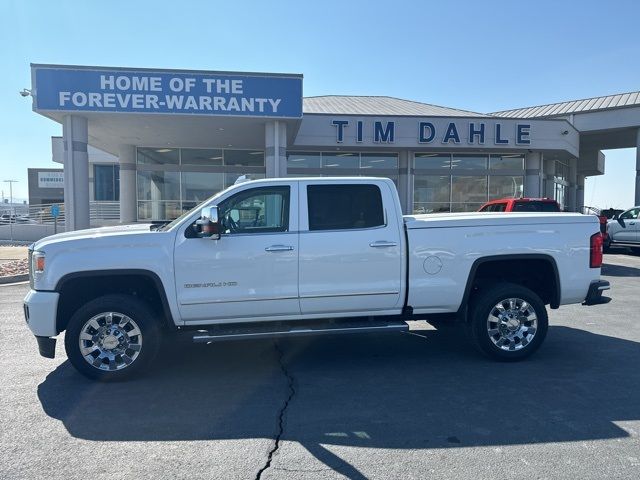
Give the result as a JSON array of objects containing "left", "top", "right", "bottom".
[
  {"left": 331, "top": 119, "right": 531, "bottom": 145},
  {"left": 32, "top": 66, "right": 303, "bottom": 118}
]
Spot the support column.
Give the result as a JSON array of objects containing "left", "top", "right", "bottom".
[
  {"left": 576, "top": 174, "right": 585, "bottom": 211},
  {"left": 543, "top": 156, "right": 555, "bottom": 199},
  {"left": 636, "top": 128, "right": 640, "bottom": 205},
  {"left": 524, "top": 152, "right": 542, "bottom": 198},
  {"left": 397, "top": 151, "right": 411, "bottom": 214},
  {"left": 265, "top": 121, "right": 287, "bottom": 178},
  {"left": 62, "top": 115, "right": 89, "bottom": 231},
  {"left": 568, "top": 158, "right": 578, "bottom": 212},
  {"left": 118, "top": 145, "right": 137, "bottom": 223}
]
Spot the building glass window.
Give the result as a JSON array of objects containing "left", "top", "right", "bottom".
[
  {"left": 321, "top": 152, "right": 359, "bottom": 169},
  {"left": 490, "top": 154, "right": 525, "bottom": 170},
  {"left": 414, "top": 175, "right": 451, "bottom": 214},
  {"left": 286, "top": 152, "right": 399, "bottom": 186},
  {"left": 287, "top": 152, "right": 321, "bottom": 169},
  {"left": 224, "top": 150, "right": 265, "bottom": 166},
  {"left": 554, "top": 160, "right": 570, "bottom": 210},
  {"left": 360, "top": 154, "right": 398, "bottom": 169},
  {"left": 137, "top": 171, "right": 181, "bottom": 220},
  {"left": 554, "top": 160, "right": 569, "bottom": 183},
  {"left": 412, "top": 152, "right": 525, "bottom": 214},
  {"left": 414, "top": 154, "right": 451, "bottom": 169},
  {"left": 181, "top": 148, "right": 223, "bottom": 166},
  {"left": 181, "top": 172, "right": 224, "bottom": 211},
  {"left": 452, "top": 154, "right": 488, "bottom": 170},
  {"left": 137, "top": 148, "right": 179, "bottom": 165},
  {"left": 451, "top": 176, "right": 487, "bottom": 212},
  {"left": 555, "top": 183, "right": 566, "bottom": 211},
  {"left": 94, "top": 165, "right": 120, "bottom": 201},
  {"left": 489, "top": 176, "right": 524, "bottom": 200},
  {"left": 136, "top": 147, "right": 265, "bottom": 221}
]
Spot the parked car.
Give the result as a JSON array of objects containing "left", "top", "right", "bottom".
[
  {"left": 24, "top": 178, "right": 609, "bottom": 381},
  {"left": 478, "top": 198, "right": 561, "bottom": 212},
  {"left": 605, "top": 206, "right": 640, "bottom": 253}
]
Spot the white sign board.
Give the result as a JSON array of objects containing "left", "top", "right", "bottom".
[{"left": 38, "top": 171, "right": 64, "bottom": 189}]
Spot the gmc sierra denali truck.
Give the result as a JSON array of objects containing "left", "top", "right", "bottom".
[{"left": 24, "top": 177, "right": 610, "bottom": 381}]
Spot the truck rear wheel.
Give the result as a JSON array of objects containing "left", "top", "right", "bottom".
[
  {"left": 468, "top": 283, "right": 548, "bottom": 361},
  {"left": 64, "top": 294, "right": 161, "bottom": 381}
]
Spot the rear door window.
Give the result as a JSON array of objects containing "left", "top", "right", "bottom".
[{"left": 307, "top": 184, "right": 384, "bottom": 231}]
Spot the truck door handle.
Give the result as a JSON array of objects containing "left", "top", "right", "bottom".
[
  {"left": 630, "top": 222, "right": 636, "bottom": 225},
  {"left": 369, "top": 241, "right": 398, "bottom": 248},
  {"left": 265, "top": 245, "right": 294, "bottom": 252}
]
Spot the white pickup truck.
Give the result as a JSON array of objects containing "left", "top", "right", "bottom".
[{"left": 24, "top": 177, "right": 610, "bottom": 380}]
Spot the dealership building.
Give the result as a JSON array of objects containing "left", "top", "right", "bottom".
[{"left": 27, "top": 64, "right": 640, "bottom": 230}]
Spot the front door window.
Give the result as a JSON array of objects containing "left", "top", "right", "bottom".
[{"left": 218, "top": 187, "right": 290, "bottom": 234}]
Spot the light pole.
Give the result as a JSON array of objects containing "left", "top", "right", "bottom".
[{"left": 4, "top": 180, "right": 18, "bottom": 242}]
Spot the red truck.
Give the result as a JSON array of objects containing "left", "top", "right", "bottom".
[
  {"left": 479, "top": 199, "right": 609, "bottom": 244},
  {"left": 478, "top": 198, "right": 561, "bottom": 213}
]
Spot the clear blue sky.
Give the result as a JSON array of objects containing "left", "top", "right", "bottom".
[{"left": 1, "top": 0, "right": 638, "bottom": 207}]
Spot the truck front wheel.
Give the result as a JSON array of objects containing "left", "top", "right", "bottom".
[
  {"left": 468, "top": 283, "right": 548, "bottom": 361},
  {"left": 64, "top": 294, "right": 161, "bottom": 381}
]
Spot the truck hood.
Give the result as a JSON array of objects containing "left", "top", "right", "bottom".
[{"left": 32, "top": 223, "right": 154, "bottom": 250}]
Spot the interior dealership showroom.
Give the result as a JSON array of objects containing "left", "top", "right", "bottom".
[{"left": 27, "top": 64, "right": 640, "bottom": 230}]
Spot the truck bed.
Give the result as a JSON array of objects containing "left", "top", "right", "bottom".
[{"left": 403, "top": 212, "right": 601, "bottom": 314}]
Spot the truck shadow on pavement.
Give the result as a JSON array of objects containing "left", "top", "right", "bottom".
[
  {"left": 602, "top": 262, "right": 640, "bottom": 277},
  {"left": 38, "top": 326, "right": 640, "bottom": 476}
]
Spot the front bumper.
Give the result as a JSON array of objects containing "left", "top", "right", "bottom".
[
  {"left": 23, "top": 290, "right": 60, "bottom": 358},
  {"left": 583, "top": 280, "right": 611, "bottom": 306}
]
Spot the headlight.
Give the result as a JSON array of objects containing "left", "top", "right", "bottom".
[{"left": 32, "top": 251, "right": 45, "bottom": 273}]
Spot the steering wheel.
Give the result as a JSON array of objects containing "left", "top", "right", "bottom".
[{"left": 224, "top": 214, "right": 239, "bottom": 233}]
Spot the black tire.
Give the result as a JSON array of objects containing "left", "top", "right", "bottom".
[
  {"left": 467, "top": 282, "right": 548, "bottom": 361},
  {"left": 64, "top": 294, "right": 161, "bottom": 381}
]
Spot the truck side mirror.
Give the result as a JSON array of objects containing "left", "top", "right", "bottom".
[
  {"left": 196, "top": 206, "right": 221, "bottom": 240},
  {"left": 617, "top": 217, "right": 626, "bottom": 228}
]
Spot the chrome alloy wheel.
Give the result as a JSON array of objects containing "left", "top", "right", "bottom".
[
  {"left": 78, "top": 312, "right": 143, "bottom": 371},
  {"left": 486, "top": 298, "right": 538, "bottom": 352}
]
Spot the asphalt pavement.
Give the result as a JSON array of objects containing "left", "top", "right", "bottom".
[{"left": 1, "top": 251, "right": 640, "bottom": 479}]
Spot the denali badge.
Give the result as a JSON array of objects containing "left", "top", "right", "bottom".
[{"left": 184, "top": 282, "right": 238, "bottom": 289}]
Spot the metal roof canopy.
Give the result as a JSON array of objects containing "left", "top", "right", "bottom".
[
  {"left": 491, "top": 90, "right": 640, "bottom": 119},
  {"left": 304, "top": 95, "right": 488, "bottom": 117},
  {"left": 492, "top": 91, "right": 640, "bottom": 152}
]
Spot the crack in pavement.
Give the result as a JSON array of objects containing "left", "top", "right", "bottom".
[{"left": 256, "top": 341, "right": 296, "bottom": 480}]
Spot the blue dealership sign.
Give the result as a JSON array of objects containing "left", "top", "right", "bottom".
[{"left": 32, "top": 65, "right": 303, "bottom": 118}]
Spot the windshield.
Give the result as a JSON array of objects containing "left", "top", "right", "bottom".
[{"left": 157, "top": 185, "right": 236, "bottom": 231}]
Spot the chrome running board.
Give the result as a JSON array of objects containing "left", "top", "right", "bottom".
[{"left": 192, "top": 320, "right": 408, "bottom": 343}]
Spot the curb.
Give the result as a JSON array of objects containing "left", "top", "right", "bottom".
[{"left": 0, "top": 274, "right": 29, "bottom": 285}]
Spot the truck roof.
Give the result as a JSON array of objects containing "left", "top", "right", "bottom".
[
  {"left": 404, "top": 211, "right": 597, "bottom": 229},
  {"left": 244, "top": 176, "right": 395, "bottom": 183}
]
